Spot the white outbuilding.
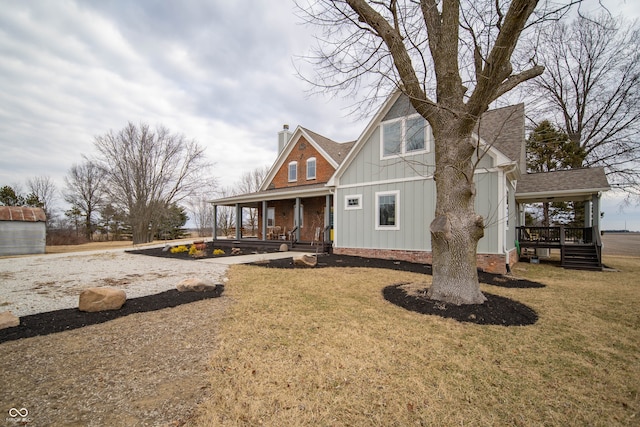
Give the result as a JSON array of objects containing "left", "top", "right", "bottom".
[{"left": 0, "top": 206, "right": 47, "bottom": 256}]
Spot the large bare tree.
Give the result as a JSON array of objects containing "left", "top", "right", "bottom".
[
  {"left": 523, "top": 13, "right": 640, "bottom": 200},
  {"left": 64, "top": 159, "right": 107, "bottom": 240},
  {"left": 298, "top": 0, "right": 578, "bottom": 304},
  {"left": 27, "top": 175, "right": 57, "bottom": 224},
  {"left": 94, "top": 122, "right": 209, "bottom": 244}
]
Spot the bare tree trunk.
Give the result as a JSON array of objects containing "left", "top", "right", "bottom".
[{"left": 428, "top": 132, "right": 486, "bottom": 305}]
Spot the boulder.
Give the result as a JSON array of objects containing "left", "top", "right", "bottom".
[
  {"left": 177, "top": 277, "right": 217, "bottom": 292},
  {"left": 79, "top": 288, "right": 126, "bottom": 312},
  {"left": 293, "top": 254, "right": 318, "bottom": 267},
  {"left": 279, "top": 243, "right": 289, "bottom": 252},
  {"left": 0, "top": 311, "right": 19, "bottom": 329}
]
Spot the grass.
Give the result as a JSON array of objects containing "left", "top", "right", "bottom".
[{"left": 195, "top": 255, "right": 639, "bottom": 426}]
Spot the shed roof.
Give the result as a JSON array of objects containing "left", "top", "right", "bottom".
[{"left": 0, "top": 206, "right": 47, "bottom": 222}]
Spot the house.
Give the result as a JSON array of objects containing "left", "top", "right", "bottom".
[
  {"left": 0, "top": 206, "right": 47, "bottom": 256},
  {"left": 211, "top": 91, "right": 610, "bottom": 273},
  {"left": 212, "top": 124, "right": 353, "bottom": 248}
]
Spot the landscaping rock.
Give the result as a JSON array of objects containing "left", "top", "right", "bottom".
[
  {"left": 177, "top": 277, "right": 217, "bottom": 292},
  {"left": 279, "top": 243, "right": 288, "bottom": 252},
  {"left": 0, "top": 311, "right": 19, "bottom": 329},
  {"left": 79, "top": 288, "right": 126, "bottom": 312},
  {"left": 231, "top": 248, "right": 242, "bottom": 255},
  {"left": 293, "top": 254, "right": 317, "bottom": 267}
]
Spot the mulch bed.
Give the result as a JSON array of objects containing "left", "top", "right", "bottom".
[
  {"left": 0, "top": 286, "right": 224, "bottom": 344},
  {"left": 126, "top": 241, "right": 280, "bottom": 260},
  {"left": 382, "top": 285, "right": 538, "bottom": 326}
]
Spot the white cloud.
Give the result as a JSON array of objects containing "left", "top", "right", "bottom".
[{"left": 1, "top": 0, "right": 638, "bottom": 230}]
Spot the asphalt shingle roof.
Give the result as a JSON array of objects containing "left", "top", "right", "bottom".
[
  {"left": 301, "top": 127, "right": 355, "bottom": 165},
  {"left": 516, "top": 167, "right": 610, "bottom": 195},
  {"left": 476, "top": 103, "right": 525, "bottom": 169}
]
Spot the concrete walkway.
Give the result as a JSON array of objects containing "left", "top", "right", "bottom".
[{"left": 199, "top": 251, "right": 309, "bottom": 265}]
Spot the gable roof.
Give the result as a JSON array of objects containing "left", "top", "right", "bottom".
[
  {"left": 0, "top": 206, "right": 47, "bottom": 222},
  {"left": 259, "top": 126, "right": 354, "bottom": 192},
  {"left": 516, "top": 167, "right": 610, "bottom": 203},
  {"left": 330, "top": 92, "right": 526, "bottom": 185}
]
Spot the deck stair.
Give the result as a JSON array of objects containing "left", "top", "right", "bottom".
[{"left": 561, "top": 244, "right": 602, "bottom": 271}]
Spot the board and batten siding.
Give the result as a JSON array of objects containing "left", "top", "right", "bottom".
[
  {"left": 336, "top": 179, "right": 435, "bottom": 251},
  {"left": 336, "top": 170, "right": 507, "bottom": 254},
  {"left": 334, "top": 93, "right": 513, "bottom": 255}
]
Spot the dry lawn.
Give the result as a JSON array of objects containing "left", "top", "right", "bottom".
[{"left": 194, "top": 255, "right": 639, "bottom": 426}]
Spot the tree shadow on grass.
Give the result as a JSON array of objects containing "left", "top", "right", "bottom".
[{"left": 0, "top": 286, "right": 224, "bottom": 344}]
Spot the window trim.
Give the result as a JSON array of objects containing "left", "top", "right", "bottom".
[
  {"left": 288, "top": 161, "right": 297, "bottom": 182},
  {"left": 344, "top": 194, "right": 362, "bottom": 210},
  {"left": 375, "top": 190, "right": 400, "bottom": 231},
  {"left": 306, "top": 157, "right": 317, "bottom": 180},
  {"left": 380, "top": 114, "right": 429, "bottom": 159}
]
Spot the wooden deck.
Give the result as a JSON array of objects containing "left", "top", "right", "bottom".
[{"left": 516, "top": 226, "right": 603, "bottom": 270}]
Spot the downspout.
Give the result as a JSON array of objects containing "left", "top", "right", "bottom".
[{"left": 502, "top": 162, "right": 519, "bottom": 271}]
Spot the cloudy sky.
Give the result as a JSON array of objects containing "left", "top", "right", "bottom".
[{"left": 1, "top": 0, "right": 639, "bottom": 230}]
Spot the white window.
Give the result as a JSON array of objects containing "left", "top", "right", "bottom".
[
  {"left": 345, "top": 194, "right": 362, "bottom": 210},
  {"left": 288, "top": 161, "right": 297, "bottom": 182},
  {"left": 381, "top": 115, "right": 429, "bottom": 159},
  {"left": 306, "top": 157, "right": 316, "bottom": 180},
  {"left": 267, "top": 207, "right": 275, "bottom": 227},
  {"left": 375, "top": 191, "right": 400, "bottom": 230}
]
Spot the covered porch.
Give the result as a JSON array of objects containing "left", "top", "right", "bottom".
[
  {"left": 210, "top": 185, "right": 333, "bottom": 252},
  {"left": 515, "top": 168, "right": 610, "bottom": 270}
]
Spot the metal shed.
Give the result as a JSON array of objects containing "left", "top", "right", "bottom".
[{"left": 0, "top": 206, "right": 47, "bottom": 256}]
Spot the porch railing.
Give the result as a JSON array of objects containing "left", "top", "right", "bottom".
[{"left": 516, "top": 226, "right": 596, "bottom": 245}]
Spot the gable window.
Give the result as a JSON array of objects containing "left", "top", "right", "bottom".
[
  {"left": 306, "top": 157, "right": 316, "bottom": 180},
  {"left": 288, "top": 161, "right": 297, "bottom": 182},
  {"left": 375, "top": 191, "right": 400, "bottom": 230},
  {"left": 381, "top": 115, "right": 428, "bottom": 158},
  {"left": 345, "top": 194, "right": 362, "bottom": 210}
]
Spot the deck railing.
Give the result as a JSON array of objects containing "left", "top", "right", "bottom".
[{"left": 516, "top": 226, "right": 595, "bottom": 245}]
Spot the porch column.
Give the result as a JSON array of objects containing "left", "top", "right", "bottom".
[
  {"left": 262, "top": 200, "right": 267, "bottom": 241},
  {"left": 592, "top": 194, "right": 602, "bottom": 231},
  {"left": 517, "top": 203, "right": 525, "bottom": 227},
  {"left": 584, "top": 200, "right": 593, "bottom": 227},
  {"left": 325, "top": 194, "right": 331, "bottom": 242},
  {"left": 295, "top": 197, "right": 301, "bottom": 242},
  {"left": 212, "top": 204, "right": 218, "bottom": 241},
  {"left": 235, "top": 204, "right": 241, "bottom": 240}
]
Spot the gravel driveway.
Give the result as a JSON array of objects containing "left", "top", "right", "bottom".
[{"left": 0, "top": 249, "right": 229, "bottom": 317}]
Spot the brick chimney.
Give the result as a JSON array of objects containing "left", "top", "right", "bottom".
[{"left": 277, "top": 124, "right": 292, "bottom": 154}]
